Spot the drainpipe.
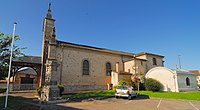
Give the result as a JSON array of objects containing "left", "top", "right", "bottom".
[
  {"left": 173, "top": 74, "right": 177, "bottom": 92},
  {"left": 60, "top": 46, "right": 64, "bottom": 85},
  {"left": 121, "top": 55, "right": 124, "bottom": 72}
]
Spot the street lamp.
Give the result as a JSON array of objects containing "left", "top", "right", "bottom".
[{"left": 178, "top": 55, "right": 181, "bottom": 69}]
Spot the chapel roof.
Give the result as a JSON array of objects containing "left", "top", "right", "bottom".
[
  {"left": 147, "top": 67, "right": 195, "bottom": 76},
  {"left": 123, "top": 57, "right": 148, "bottom": 62},
  {"left": 135, "top": 52, "right": 165, "bottom": 58},
  {"left": 57, "top": 40, "right": 135, "bottom": 57}
]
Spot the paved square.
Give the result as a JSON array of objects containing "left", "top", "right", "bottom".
[{"left": 58, "top": 98, "right": 200, "bottom": 110}]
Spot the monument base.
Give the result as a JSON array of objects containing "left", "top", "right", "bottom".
[{"left": 41, "top": 85, "right": 60, "bottom": 101}]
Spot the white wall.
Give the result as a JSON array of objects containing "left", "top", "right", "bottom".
[
  {"left": 146, "top": 67, "right": 178, "bottom": 92},
  {"left": 111, "top": 71, "right": 119, "bottom": 86}
]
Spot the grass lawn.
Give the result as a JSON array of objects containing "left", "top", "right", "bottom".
[
  {"left": 62, "top": 90, "right": 115, "bottom": 100},
  {"left": 0, "top": 95, "right": 39, "bottom": 110},
  {"left": 0, "top": 96, "right": 25, "bottom": 110},
  {"left": 62, "top": 90, "right": 200, "bottom": 101},
  {"left": 140, "top": 91, "right": 200, "bottom": 100}
]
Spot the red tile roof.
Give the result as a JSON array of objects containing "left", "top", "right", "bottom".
[{"left": 190, "top": 70, "right": 200, "bottom": 76}]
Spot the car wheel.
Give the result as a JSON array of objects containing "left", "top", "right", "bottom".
[
  {"left": 133, "top": 93, "right": 138, "bottom": 98},
  {"left": 115, "top": 96, "right": 119, "bottom": 99},
  {"left": 128, "top": 95, "right": 132, "bottom": 100}
]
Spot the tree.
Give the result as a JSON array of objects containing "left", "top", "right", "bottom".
[
  {"left": 118, "top": 79, "right": 133, "bottom": 86},
  {"left": 0, "top": 32, "right": 25, "bottom": 79}
]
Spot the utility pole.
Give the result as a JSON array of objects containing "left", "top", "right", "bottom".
[{"left": 178, "top": 55, "right": 181, "bottom": 69}]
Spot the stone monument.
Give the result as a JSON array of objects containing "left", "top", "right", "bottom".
[{"left": 40, "top": 3, "right": 60, "bottom": 101}]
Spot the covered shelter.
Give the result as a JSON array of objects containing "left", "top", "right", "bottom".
[
  {"left": 14, "top": 67, "right": 38, "bottom": 90},
  {"left": 11, "top": 56, "right": 41, "bottom": 90}
]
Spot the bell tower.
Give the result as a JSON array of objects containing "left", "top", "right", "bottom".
[
  {"left": 40, "top": 3, "right": 60, "bottom": 101},
  {"left": 41, "top": 3, "right": 55, "bottom": 86}
]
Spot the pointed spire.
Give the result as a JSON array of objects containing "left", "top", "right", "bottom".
[
  {"left": 46, "top": 3, "right": 52, "bottom": 18},
  {"left": 48, "top": 3, "right": 51, "bottom": 11}
]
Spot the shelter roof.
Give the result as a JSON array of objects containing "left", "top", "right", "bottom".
[
  {"left": 17, "top": 67, "right": 37, "bottom": 75},
  {"left": 12, "top": 56, "right": 41, "bottom": 65}
]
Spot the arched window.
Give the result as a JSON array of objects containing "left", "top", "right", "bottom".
[
  {"left": 153, "top": 58, "right": 157, "bottom": 65},
  {"left": 83, "top": 60, "right": 89, "bottom": 75},
  {"left": 186, "top": 77, "right": 190, "bottom": 86},
  {"left": 106, "top": 62, "right": 111, "bottom": 76}
]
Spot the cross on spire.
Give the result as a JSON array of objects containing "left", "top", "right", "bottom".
[
  {"left": 46, "top": 2, "right": 52, "bottom": 18},
  {"left": 48, "top": 3, "right": 51, "bottom": 11}
]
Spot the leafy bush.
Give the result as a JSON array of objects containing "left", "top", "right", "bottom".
[
  {"left": 0, "top": 87, "right": 7, "bottom": 93},
  {"left": 132, "top": 82, "right": 145, "bottom": 90},
  {"left": 145, "top": 78, "right": 163, "bottom": 92},
  {"left": 113, "top": 86, "right": 118, "bottom": 91},
  {"left": 118, "top": 79, "right": 132, "bottom": 86},
  {"left": 58, "top": 85, "right": 64, "bottom": 95},
  {"left": 36, "top": 87, "right": 42, "bottom": 97},
  {"left": 198, "top": 84, "right": 200, "bottom": 88}
]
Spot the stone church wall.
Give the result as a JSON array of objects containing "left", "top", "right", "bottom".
[{"left": 55, "top": 45, "right": 132, "bottom": 92}]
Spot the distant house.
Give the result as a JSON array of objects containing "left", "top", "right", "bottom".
[
  {"left": 146, "top": 67, "right": 197, "bottom": 92},
  {"left": 190, "top": 70, "right": 200, "bottom": 85}
]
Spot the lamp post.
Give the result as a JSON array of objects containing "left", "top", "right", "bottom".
[
  {"left": 4, "top": 22, "right": 17, "bottom": 109},
  {"left": 132, "top": 62, "right": 140, "bottom": 94},
  {"left": 178, "top": 55, "right": 181, "bottom": 69}
]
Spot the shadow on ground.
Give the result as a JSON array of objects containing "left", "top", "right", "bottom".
[
  {"left": 135, "top": 94, "right": 150, "bottom": 100},
  {"left": 0, "top": 94, "right": 83, "bottom": 110},
  {"left": 0, "top": 92, "right": 150, "bottom": 110},
  {"left": 115, "top": 94, "right": 150, "bottom": 100}
]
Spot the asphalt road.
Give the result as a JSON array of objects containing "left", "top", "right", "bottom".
[
  {"left": 2, "top": 92, "right": 200, "bottom": 110},
  {"left": 57, "top": 98, "right": 200, "bottom": 110}
]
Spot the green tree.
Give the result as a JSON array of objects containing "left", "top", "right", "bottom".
[
  {"left": 0, "top": 32, "right": 25, "bottom": 79},
  {"left": 118, "top": 79, "right": 133, "bottom": 86}
]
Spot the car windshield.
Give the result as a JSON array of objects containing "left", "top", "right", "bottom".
[
  {"left": 117, "top": 86, "right": 122, "bottom": 89},
  {"left": 117, "top": 86, "right": 128, "bottom": 90}
]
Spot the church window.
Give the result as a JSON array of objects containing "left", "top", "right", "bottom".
[
  {"left": 141, "top": 61, "right": 143, "bottom": 66},
  {"left": 106, "top": 62, "right": 111, "bottom": 76},
  {"left": 153, "top": 58, "right": 157, "bottom": 65},
  {"left": 83, "top": 60, "right": 89, "bottom": 75},
  {"left": 186, "top": 77, "right": 190, "bottom": 86}
]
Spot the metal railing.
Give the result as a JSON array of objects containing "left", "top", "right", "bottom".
[{"left": 13, "top": 84, "right": 37, "bottom": 91}]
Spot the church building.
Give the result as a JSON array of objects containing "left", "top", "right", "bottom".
[{"left": 40, "top": 4, "right": 164, "bottom": 100}]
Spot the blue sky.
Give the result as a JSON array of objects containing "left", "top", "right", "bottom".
[{"left": 1, "top": 0, "right": 200, "bottom": 70}]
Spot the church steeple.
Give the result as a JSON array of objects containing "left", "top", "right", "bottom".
[{"left": 46, "top": 3, "right": 52, "bottom": 19}]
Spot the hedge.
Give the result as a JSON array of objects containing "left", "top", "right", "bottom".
[{"left": 0, "top": 87, "right": 7, "bottom": 93}]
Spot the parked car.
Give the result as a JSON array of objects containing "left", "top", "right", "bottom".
[{"left": 115, "top": 85, "right": 137, "bottom": 100}]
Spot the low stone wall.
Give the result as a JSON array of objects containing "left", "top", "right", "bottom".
[
  {"left": 0, "top": 82, "right": 13, "bottom": 91},
  {"left": 179, "top": 87, "right": 197, "bottom": 92},
  {"left": 63, "top": 85, "right": 107, "bottom": 92},
  {"left": 13, "top": 84, "right": 38, "bottom": 91}
]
